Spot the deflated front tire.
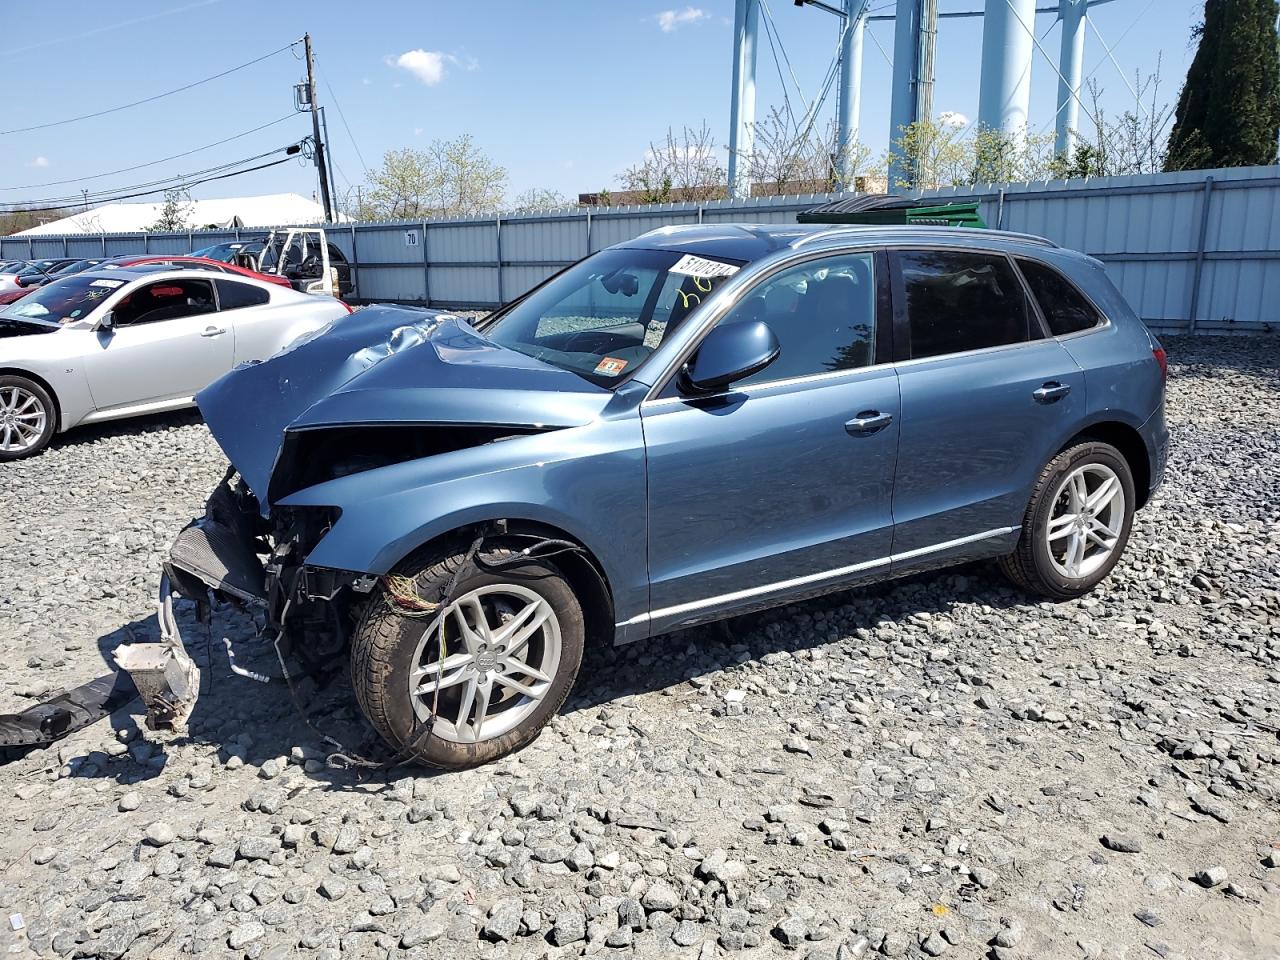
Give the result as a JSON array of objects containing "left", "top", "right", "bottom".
[{"left": 350, "top": 543, "right": 585, "bottom": 769}]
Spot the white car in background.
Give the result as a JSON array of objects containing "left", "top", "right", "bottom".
[{"left": 0, "top": 265, "right": 351, "bottom": 459}]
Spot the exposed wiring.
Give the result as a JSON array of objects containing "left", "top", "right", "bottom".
[
  {"left": 0, "top": 115, "right": 300, "bottom": 192},
  {"left": 321, "top": 70, "right": 372, "bottom": 176},
  {"left": 0, "top": 40, "right": 301, "bottom": 135}
]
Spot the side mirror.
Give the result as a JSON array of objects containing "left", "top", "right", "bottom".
[
  {"left": 679, "top": 320, "right": 780, "bottom": 394},
  {"left": 98, "top": 311, "right": 115, "bottom": 333}
]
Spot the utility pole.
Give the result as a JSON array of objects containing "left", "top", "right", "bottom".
[
  {"left": 319, "top": 106, "right": 340, "bottom": 219},
  {"left": 727, "top": 0, "right": 760, "bottom": 199},
  {"left": 303, "top": 33, "right": 334, "bottom": 223},
  {"left": 887, "top": 0, "right": 938, "bottom": 190}
]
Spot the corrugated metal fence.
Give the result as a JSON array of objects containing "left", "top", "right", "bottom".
[{"left": 5, "top": 164, "right": 1279, "bottom": 334}]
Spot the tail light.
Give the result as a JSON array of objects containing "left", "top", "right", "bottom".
[
  {"left": 340, "top": 300, "right": 354, "bottom": 314},
  {"left": 1152, "top": 346, "right": 1168, "bottom": 380}
]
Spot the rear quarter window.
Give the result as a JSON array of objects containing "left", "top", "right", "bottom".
[
  {"left": 1017, "top": 259, "right": 1104, "bottom": 335},
  {"left": 215, "top": 279, "right": 271, "bottom": 310}
]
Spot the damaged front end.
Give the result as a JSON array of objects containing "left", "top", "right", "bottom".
[{"left": 121, "top": 469, "right": 368, "bottom": 734}]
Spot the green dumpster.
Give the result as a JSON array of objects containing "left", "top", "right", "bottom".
[{"left": 797, "top": 196, "right": 987, "bottom": 228}]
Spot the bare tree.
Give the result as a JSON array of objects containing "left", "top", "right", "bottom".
[
  {"left": 1052, "top": 64, "right": 1175, "bottom": 178},
  {"left": 364, "top": 135, "right": 508, "bottom": 219},
  {"left": 734, "top": 107, "right": 836, "bottom": 194},
  {"left": 148, "top": 188, "right": 194, "bottom": 232},
  {"left": 621, "top": 123, "right": 727, "bottom": 202},
  {"left": 509, "top": 188, "right": 572, "bottom": 213}
]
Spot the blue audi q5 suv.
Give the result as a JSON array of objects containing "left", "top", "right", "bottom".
[{"left": 156, "top": 224, "right": 1169, "bottom": 768}]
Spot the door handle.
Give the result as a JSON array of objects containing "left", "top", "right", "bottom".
[
  {"left": 200, "top": 326, "right": 226, "bottom": 338},
  {"left": 845, "top": 411, "right": 893, "bottom": 435},
  {"left": 1033, "top": 382, "right": 1071, "bottom": 403}
]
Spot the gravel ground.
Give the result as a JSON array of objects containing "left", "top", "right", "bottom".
[{"left": 0, "top": 335, "right": 1277, "bottom": 960}]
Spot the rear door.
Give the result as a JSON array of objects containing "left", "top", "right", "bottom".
[
  {"left": 888, "top": 248, "right": 1086, "bottom": 563},
  {"left": 84, "top": 277, "right": 232, "bottom": 409},
  {"left": 213, "top": 278, "right": 278, "bottom": 364}
]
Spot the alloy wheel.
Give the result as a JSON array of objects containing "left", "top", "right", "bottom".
[
  {"left": 407, "top": 583, "right": 562, "bottom": 743},
  {"left": 1045, "top": 462, "right": 1126, "bottom": 579},
  {"left": 0, "top": 386, "right": 47, "bottom": 452}
]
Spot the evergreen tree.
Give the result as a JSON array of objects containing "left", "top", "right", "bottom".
[{"left": 1166, "top": 0, "right": 1280, "bottom": 170}]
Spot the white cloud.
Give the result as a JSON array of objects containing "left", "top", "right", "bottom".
[
  {"left": 26, "top": 156, "right": 49, "bottom": 168},
  {"left": 656, "top": 7, "right": 708, "bottom": 32},
  {"left": 387, "top": 49, "right": 477, "bottom": 86},
  {"left": 390, "top": 49, "right": 446, "bottom": 85},
  {"left": 938, "top": 111, "right": 968, "bottom": 128}
]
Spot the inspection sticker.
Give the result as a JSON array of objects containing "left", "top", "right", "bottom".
[
  {"left": 594, "top": 356, "right": 628, "bottom": 377},
  {"left": 89, "top": 279, "right": 124, "bottom": 288},
  {"left": 669, "top": 254, "right": 740, "bottom": 279}
]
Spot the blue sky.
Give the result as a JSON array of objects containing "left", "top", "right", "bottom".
[{"left": 1, "top": 0, "right": 1203, "bottom": 209}]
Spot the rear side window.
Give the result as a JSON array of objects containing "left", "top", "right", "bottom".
[
  {"left": 1017, "top": 259, "right": 1103, "bottom": 335},
  {"left": 898, "top": 250, "right": 1032, "bottom": 359},
  {"left": 215, "top": 279, "right": 270, "bottom": 310}
]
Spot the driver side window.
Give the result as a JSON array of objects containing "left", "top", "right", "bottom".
[
  {"left": 714, "top": 252, "right": 877, "bottom": 387},
  {"left": 113, "top": 279, "right": 216, "bottom": 327}
]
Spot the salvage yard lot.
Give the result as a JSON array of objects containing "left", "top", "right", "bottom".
[{"left": 0, "top": 336, "right": 1277, "bottom": 959}]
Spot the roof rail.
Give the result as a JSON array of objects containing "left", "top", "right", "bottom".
[{"left": 789, "top": 225, "right": 1058, "bottom": 250}]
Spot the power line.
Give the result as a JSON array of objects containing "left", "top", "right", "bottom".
[
  {"left": 319, "top": 67, "right": 372, "bottom": 176},
  {"left": 2, "top": 145, "right": 303, "bottom": 211},
  {"left": 3, "top": 157, "right": 298, "bottom": 216},
  {"left": 0, "top": 40, "right": 301, "bottom": 135},
  {"left": 0, "top": 115, "right": 300, "bottom": 191}
]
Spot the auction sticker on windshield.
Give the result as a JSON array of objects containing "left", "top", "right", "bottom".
[
  {"left": 594, "top": 357, "right": 628, "bottom": 377},
  {"left": 669, "top": 254, "right": 740, "bottom": 279}
]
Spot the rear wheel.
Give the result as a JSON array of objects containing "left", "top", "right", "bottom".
[
  {"left": 0, "top": 375, "right": 55, "bottom": 461},
  {"left": 1000, "top": 441, "right": 1135, "bottom": 599},
  {"left": 350, "top": 545, "right": 584, "bottom": 769}
]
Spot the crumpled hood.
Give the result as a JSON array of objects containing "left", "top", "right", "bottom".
[{"left": 196, "top": 306, "right": 610, "bottom": 503}]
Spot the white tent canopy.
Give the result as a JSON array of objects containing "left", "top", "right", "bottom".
[{"left": 15, "top": 193, "right": 337, "bottom": 235}]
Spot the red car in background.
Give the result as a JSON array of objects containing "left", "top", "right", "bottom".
[
  {"left": 102, "top": 255, "right": 293, "bottom": 287},
  {"left": 0, "top": 255, "right": 293, "bottom": 307}
]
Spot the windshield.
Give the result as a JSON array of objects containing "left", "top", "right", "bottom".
[
  {"left": 482, "top": 248, "right": 743, "bottom": 387},
  {"left": 15, "top": 260, "right": 60, "bottom": 281},
  {"left": 50, "top": 259, "right": 99, "bottom": 277},
  {"left": 0, "top": 275, "right": 125, "bottom": 325}
]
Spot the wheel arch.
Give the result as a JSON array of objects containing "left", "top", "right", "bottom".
[
  {"left": 1060, "top": 419, "right": 1151, "bottom": 508},
  {"left": 385, "top": 517, "right": 617, "bottom": 650},
  {"left": 0, "top": 367, "right": 62, "bottom": 431}
]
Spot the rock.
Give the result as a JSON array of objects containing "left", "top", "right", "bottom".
[
  {"left": 642, "top": 880, "right": 681, "bottom": 912},
  {"left": 319, "top": 877, "right": 348, "bottom": 900},
  {"left": 228, "top": 922, "right": 265, "bottom": 949},
  {"left": 969, "top": 866, "right": 998, "bottom": 889},
  {"left": 1101, "top": 834, "right": 1142, "bottom": 853},
  {"left": 331, "top": 824, "right": 360, "bottom": 854},
  {"left": 144, "top": 822, "right": 175, "bottom": 846},
  {"left": 117, "top": 792, "right": 142, "bottom": 812},
  {"left": 1195, "top": 866, "right": 1228, "bottom": 888},
  {"left": 773, "top": 915, "right": 808, "bottom": 949},
  {"left": 400, "top": 917, "right": 445, "bottom": 948},
  {"left": 207, "top": 845, "right": 237, "bottom": 869},
  {"left": 238, "top": 834, "right": 280, "bottom": 861},
  {"left": 921, "top": 932, "right": 948, "bottom": 956},
  {"left": 483, "top": 897, "right": 524, "bottom": 942},
  {"left": 549, "top": 910, "right": 586, "bottom": 946},
  {"left": 673, "top": 920, "right": 703, "bottom": 946}
]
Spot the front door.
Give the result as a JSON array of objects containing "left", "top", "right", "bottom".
[
  {"left": 85, "top": 277, "right": 232, "bottom": 411},
  {"left": 641, "top": 251, "right": 898, "bottom": 634}
]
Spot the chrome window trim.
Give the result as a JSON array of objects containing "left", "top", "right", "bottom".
[
  {"left": 618, "top": 526, "right": 1018, "bottom": 627},
  {"left": 640, "top": 359, "right": 896, "bottom": 410},
  {"left": 642, "top": 245, "right": 881, "bottom": 402}
]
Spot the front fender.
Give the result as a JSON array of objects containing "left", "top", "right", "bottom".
[{"left": 278, "top": 418, "right": 649, "bottom": 624}]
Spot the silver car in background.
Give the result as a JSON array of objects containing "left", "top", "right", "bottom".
[{"left": 0, "top": 265, "right": 351, "bottom": 459}]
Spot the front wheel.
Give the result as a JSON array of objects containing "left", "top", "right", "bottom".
[
  {"left": 0, "top": 375, "right": 56, "bottom": 461},
  {"left": 350, "top": 545, "right": 584, "bottom": 769},
  {"left": 999, "top": 441, "right": 1136, "bottom": 600}
]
